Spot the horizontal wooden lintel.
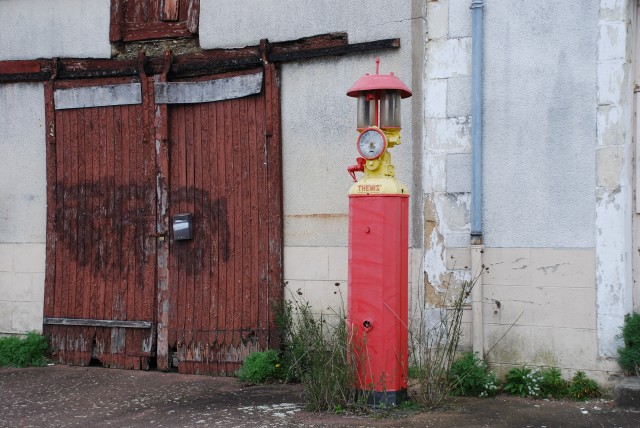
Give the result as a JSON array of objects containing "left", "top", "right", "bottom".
[
  {"left": 0, "top": 33, "right": 401, "bottom": 83},
  {"left": 269, "top": 38, "right": 401, "bottom": 63},
  {"left": 44, "top": 317, "right": 152, "bottom": 329}
]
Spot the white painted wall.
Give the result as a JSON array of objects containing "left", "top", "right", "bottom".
[
  {"left": 0, "top": 0, "right": 111, "bottom": 61},
  {"left": 201, "top": 0, "right": 414, "bottom": 48},
  {"left": 482, "top": 1, "right": 598, "bottom": 248},
  {"left": 0, "top": 83, "right": 47, "bottom": 334}
]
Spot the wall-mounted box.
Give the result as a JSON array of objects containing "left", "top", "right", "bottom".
[{"left": 173, "top": 213, "right": 193, "bottom": 240}]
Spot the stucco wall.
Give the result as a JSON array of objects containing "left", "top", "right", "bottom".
[
  {"left": 0, "top": 0, "right": 111, "bottom": 61},
  {"left": 483, "top": 1, "right": 598, "bottom": 248},
  {"left": 0, "top": 83, "right": 47, "bottom": 334}
]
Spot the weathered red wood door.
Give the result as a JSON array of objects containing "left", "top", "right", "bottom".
[
  {"left": 43, "top": 65, "right": 283, "bottom": 374},
  {"left": 44, "top": 77, "right": 158, "bottom": 369},
  {"left": 158, "top": 67, "right": 283, "bottom": 374}
]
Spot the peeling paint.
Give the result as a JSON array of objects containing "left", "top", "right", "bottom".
[{"left": 594, "top": 0, "right": 633, "bottom": 358}]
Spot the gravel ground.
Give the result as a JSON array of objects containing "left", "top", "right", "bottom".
[{"left": 1, "top": 365, "right": 639, "bottom": 427}]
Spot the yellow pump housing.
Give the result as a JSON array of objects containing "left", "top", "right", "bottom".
[{"left": 348, "top": 128, "right": 409, "bottom": 196}]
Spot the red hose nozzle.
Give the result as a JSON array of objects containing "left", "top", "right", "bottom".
[{"left": 347, "top": 158, "right": 366, "bottom": 182}]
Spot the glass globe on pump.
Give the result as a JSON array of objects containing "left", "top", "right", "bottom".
[{"left": 346, "top": 58, "right": 412, "bottom": 193}]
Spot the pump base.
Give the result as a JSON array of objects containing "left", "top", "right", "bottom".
[{"left": 358, "top": 389, "right": 408, "bottom": 408}]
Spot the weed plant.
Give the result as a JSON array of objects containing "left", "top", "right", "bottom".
[
  {"left": 538, "top": 367, "right": 569, "bottom": 399},
  {"left": 449, "top": 352, "right": 499, "bottom": 397},
  {"left": 236, "top": 350, "right": 284, "bottom": 384},
  {"left": 0, "top": 332, "right": 49, "bottom": 367},
  {"left": 618, "top": 312, "right": 640, "bottom": 375},
  {"left": 568, "top": 371, "right": 601, "bottom": 400},
  {"left": 504, "top": 366, "right": 542, "bottom": 398},
  {"left": 408, "top": 268, "right": 486, "bottom": 409},
  {"left": 276, "top": 289, "right": 360, "bottom": 412},
  {"left": 503, "top": 366, "right": 600, "bottom": 401}
]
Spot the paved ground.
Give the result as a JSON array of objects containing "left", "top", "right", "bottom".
[{"left": 2, "top": 365, "right": 640, "bottom": 427}]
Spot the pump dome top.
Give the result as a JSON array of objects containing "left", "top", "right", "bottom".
[{"left": 346, "top": 58, "right": 412, "bottom": 99}]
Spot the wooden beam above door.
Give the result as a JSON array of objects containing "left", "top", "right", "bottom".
[{"left": 0, "top": 33, "right": 401, "bottom": 84}]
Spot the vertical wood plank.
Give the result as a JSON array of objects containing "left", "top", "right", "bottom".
[
  {"left": 248, "top": 95, "right": 259, "bottom": 340},
  {"left": 75, "top": 108, "right": 86, "bottom": 320},
  {"left": 81, "top": 108, "right": 92, "bottom": 321},
  {"left": 193, "top": 102, "right": 205, "bottom": 359},
  {"left": 110, "top": 0, "right": 124, "bottom": 42},
  {"left": 223, "top": 98, "right": 234, "bottom": 348},
  {"left": 133, "top": 104, "right": 145, "bottom": 326},
  {"left": 162, "top": 0, "right": 180, "bottom": 21},
  {"left": 265, "top": 63, "right": 283, "bottom": 348},
  {"left": 154, "top": 72, "right": 171, "bottom": 370},
  {"left": 232, "top": 98, "right": 242, "bottom": 347},
  {"left": 77, "top": 109, "right": 89, "bottom": 364},
  {"left": 88, "top": 108, "right": 99, "bottom": 321},
  {"left": 215, "top": 99, "right": 226, "bottom": 348},
  {"left": 44, "top": 78, "right": 57, "bottom": 321},
  {"left": 98, "top": 107, "right": 109, "bottom": 321},
  {"left": 256, "top": 82, "right": 268, "bottom": 349},
  {"left": 239, "top": 96, "right": 250, "bottom": 343},
  {"left": 59, "top": 109, "right": 71, "bottom": 319},
  {"left": 208, "top": 101, "right": 220, "bottom": 349},
  {"left": 184, "top": 103, "right": 195, "bottom": 353},
  {"left": 112, "top": 105, "right": 123, "bottom": 322},
  {"left": 186, "top": 0, "right": 200, "bottom": 33},
  {"left": 105, "top": 106, "right": 115, "bottom": 323},
  {"left": 169, "top": 105, "right": 179, "bottom": 350},
  {"left": 67, "top": 109, "right": 79, "bottom": 364}
]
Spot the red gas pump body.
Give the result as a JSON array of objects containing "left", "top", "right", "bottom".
[{"left": 348, "top": 194, "right": 409, "bottom": 404}]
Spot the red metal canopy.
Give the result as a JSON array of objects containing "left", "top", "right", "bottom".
[{"left": 346, "top": 59, "right": 412, "bottom": 98}]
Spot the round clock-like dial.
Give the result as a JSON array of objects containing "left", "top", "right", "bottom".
[{"left": 357, "top": 127, "right": 387, "bottom": 160}]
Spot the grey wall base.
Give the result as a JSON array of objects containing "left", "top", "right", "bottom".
[{"left": 614, "top": 377, "right": 640, "bottom": 410}]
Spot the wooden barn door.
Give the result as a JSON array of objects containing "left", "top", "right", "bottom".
[
  {"left": 158, "top": 67, "right": 283, "bottom": 374},
  {"left": 43, "top": 77, "right": 158, "bottom": 369},
  {"left": 43, "top": 65, "right": 283, "bottom": 374}
]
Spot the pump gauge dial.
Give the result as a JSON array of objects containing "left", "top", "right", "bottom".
[{"left": 357, "top": 127, "right": 387, "bottom": 160}]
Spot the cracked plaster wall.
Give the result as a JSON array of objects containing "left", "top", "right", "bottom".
[{"left": 595, "top": 0, "right": 634, "bottom": 357}]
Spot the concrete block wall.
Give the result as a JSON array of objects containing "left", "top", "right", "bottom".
[
  {"left": 481, "top": 248, "right": 618, "bottom": 380},
  {"left": 284, "top": 247, "right": 425, "bottom": 320},
  {"left": 0, "top": 83, "right": 47, "bottom": 335},
  {"left": 0, "top": 244, "right": 45, "bottom": 334}
]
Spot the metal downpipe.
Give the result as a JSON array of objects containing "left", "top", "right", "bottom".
[{"left": 470, "top": 0, "right": 485, "bottom": 357}]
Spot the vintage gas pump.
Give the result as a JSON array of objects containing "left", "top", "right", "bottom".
[{"left": 346, "top": 58, "right": 412, "bottom": 406}]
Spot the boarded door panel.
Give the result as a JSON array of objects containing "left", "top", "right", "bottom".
[
  {"left": 44, "top": 79, "right": 157, "bottom": 369},
  {"left": 110, "top": 0, "right": 199, "bottom": 42},
  {"left": 166, "top": 68, "right": 282, "bottom": 374}
]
